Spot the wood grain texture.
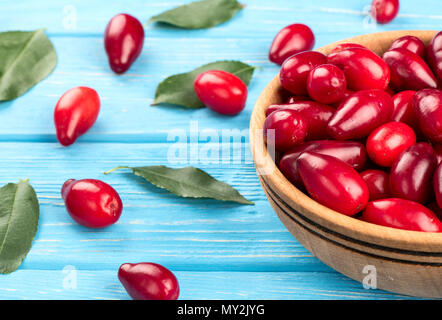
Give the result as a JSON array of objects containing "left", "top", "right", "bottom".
[{"left": 0, "top": 0, "right": 440, "bottom": 299}]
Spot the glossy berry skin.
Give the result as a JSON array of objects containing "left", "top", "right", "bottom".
[
  {"left": 331, "top": 89, "right": 354, "bottom": 108},
  {"left": 427, "top": 31, "right": 442, "bottom": 83},
  {"left": 329, "top": 43, "right": 366, "bottom": 54},
  {"left": 269, "top": 24, "right": 315, "bottom": 65},
  {"left": 370, "top": 0, "right": 399, "bottom": 24},
  {"left": 307, "top": 64, "right": 347, "bottom": 104},
  {"left": 366, "top": 122, "right": 416, "bottom": 167},
  {"left": 388, "top": 35, "right": 426, "bottom": 58},
  {"left": 385, "top": 86, "right": 396, "bottom": 96},
  {"left": 328, "top": 47, "right": 390, "bottom": 91},
  {"left": 118, "top": 262, "right": 179, "bottom": 300},
  {"left": 362, "top": 198, "right": 442, "bottom": 232},
  {"left": 104, "top": 14, "right": 144, "bottom": 74},
  {"left": 266, "top": 101, "right": 334, "bottom": 140},
  {"left": 297, "top": 152, "right": 369, "bottom": 216},
  {"left": 327, "top": 89, "right": 393, "bottom": 140},
  {"left": 279, "top": 140, "right": 367, "bottom": 187},
  {"left": 427, "top": 202, "right": 442, "bottom": 221},
  {"left": 279, "top": 51, "right": 327, "bottom": 95},
  {"left": 360, "top": 170, "right": 390, "bottom": 201},
  {"left": 264, "top": 110, "right": 307, "bottom": 152},
  {"left": 54, "top": 87, "right": 100, "bottom": 146},
  {"left": 389, "top": 142, "right": 437, "bottom": 204},
  {"left": 413, "top": 89, "right": 442, "bottom": 143},
  {"left": 194, "top": 70, "right": 248, "bottom": 115},
  {"left": 61, "top": 179, "right": 122, "bottom": 228},
  {"left": 391, "top": 90, "right": 417, "bottom": 129},
  {"left": 434, "top": 162, "right": 442, "bottom": 209},
  {"left": 286, "top": 95, "right": 311, "bottom": 103},
  {"left": 383, "top": 49, "right": 438, "bottom": 91}
]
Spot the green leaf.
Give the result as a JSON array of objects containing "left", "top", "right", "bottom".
[
  {"left": 0, "top": 180, "right": 39, "bottom": 274},
  {"left": 0, "top": 29, "right": 57, "bottom": 101},
  {"left": 105, "top": 166, "right": 254, "bottom": 205},
  {"left": 153, "top": 60, "right": 256, "bottom": 109},
  {"left": 149, "top": 0, "right": 243, "bottom": 29}
]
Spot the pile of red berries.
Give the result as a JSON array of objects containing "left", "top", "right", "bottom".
[{"left": 264, "top": 30, "right": 442, "bottom": 233}]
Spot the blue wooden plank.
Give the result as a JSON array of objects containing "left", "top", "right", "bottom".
[{"left": 0, "top": 270, "right": 415, "bottom": 300}]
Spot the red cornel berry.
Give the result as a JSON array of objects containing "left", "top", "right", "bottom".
[
  {"left": 387, "top": 35, "right": 426, "bottom": 58},
  {"left": 307, "top": 64, "right": 347, "bottom": 104},
  {"left": 269, "top": 23, "right": 315, "bottom": 65},
  {"left": 264, "top": 109, "right": 307, "bottom": 152},
  {"left": 362, "top": 198, "right": 442, "bottom": 232},
  {"left": 383, "top": 48, "right": 438, "bottom": 91},
  {"left": 54, "top": 86, "right": 100, "bottom": 146},
  {"left": 371, "top": 0, "right": 399, "bottom": 24},
  {"left": 104, "top": 13, "right": 145, "bottom": 74},
  {"left": 194, "top": 70, "right": 248, "bottom": 115},
  {"left": 366, "top": 122, "right": 416, "bottom": 167},
  {"left": 61, "top": 179, "right": 123, "bottom": 228},
  {"left": 118, "top": 262, "right": 180, "bottom": 300},
  {"left": 279, "top": 51, "right": 327, "bottom": 95}
]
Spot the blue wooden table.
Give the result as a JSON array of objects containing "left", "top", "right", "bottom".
[{"left": 0, "top": 0, "right": 437, "bottom": 300}]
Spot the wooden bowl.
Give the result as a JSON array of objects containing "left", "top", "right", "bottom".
[{"left": 250, "top": 30, "right": 442, "bottom": 298}]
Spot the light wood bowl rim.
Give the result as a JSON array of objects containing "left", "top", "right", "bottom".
[{"left": 250, "top": 30, "right": 442, "bottom": 252}]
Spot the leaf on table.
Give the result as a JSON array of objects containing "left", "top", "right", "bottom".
[
  {"left": 153, "top": 60, "right": 256, "bottom": 109},
  {"left": 0, "top": 29, "right": 57, "bottom": 101},
  {"left": 0, "top": 180, "right": 40, "bottom": 274},
  {"left": 105, "top": 165, "right": 254, "bottom": 205},
  {"left": 148, "top": 0, "right": 244, "bottom": 29}
]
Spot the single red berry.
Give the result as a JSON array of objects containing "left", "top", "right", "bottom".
[
  {"left": 297, "top": 152, "right": 369, "bottom": 216},
  {"left": 307, "top": 64, "right": 347, "bottom": 104},
  {"left": 61, "top": 179, "right": 123, "bottom": 228},
  {"left": 383, "top": 49, "right": 438, "bottom": 91},
  {"left": 362, "top": 198, "right": 442, "bottom": 232},
  {"left": 265, "top": 101, "right": 334, "bottom": 140},
  {"left": 264, "top": 109, "right": 308, "bottom": 152},
  {"left": 54, "top": 87, "right": 100, "bottom": 146},
  {"left": 413, "top": 89, "right": 442, "bottom": 143},
  {"left": 389, "top": 142, "right": 437, "bottom": 204},
  {"left": 279, "top": 51, "right": 327, "bottom": 95},
  {"left": 371, "top": 0, "right": 400, "bottom": 24},
  {"left": 366, "top": 122, "right": 416, "bottom": 167},
  {"left": 118, "top": 262, "right": 179, "bottom": 300},
  {"left": 327, "top": 89, "right": 394, "bottom": 140},
  {"left": 104, "top": 13, "right": 145, "bottom": 74},
  {"left": 269, "top": 23, "right": 315, "bottom": 65},
  {"left": 194, "top": 70, "right": 248, "bottom": 115}
]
